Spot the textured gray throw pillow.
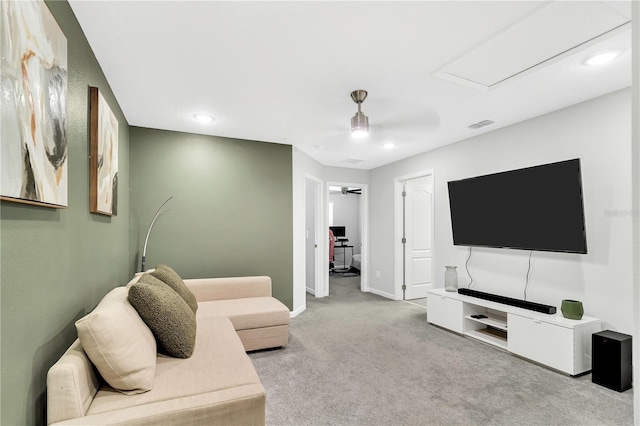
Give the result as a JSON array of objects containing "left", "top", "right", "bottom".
[
  {"left": 128, "top": 276, "right": 197, "bottom": 358},
  {"left": 150, "top": 264, "right": 198, "bottom": 314}
]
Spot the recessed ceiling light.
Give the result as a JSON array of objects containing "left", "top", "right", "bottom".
[
  {"left": 584, "top": 51, "right": 620, "bottom": 66},
  {"left": 193, "top": 114, "right": 215, "bottom": 123},
  {"left": 382, "top": 142, "right": 396, "bottom": 149}
]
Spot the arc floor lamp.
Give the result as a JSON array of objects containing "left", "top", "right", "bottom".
[{"left": 140, "top": 196, "right": 173, "bottom": 272}]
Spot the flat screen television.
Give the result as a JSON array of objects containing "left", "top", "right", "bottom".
[
  {"left": 447, "top": 159, "right": 587, "bottom": 254},
  {"left": 329, "top": 226, "right": 346, "bottom": 238}
]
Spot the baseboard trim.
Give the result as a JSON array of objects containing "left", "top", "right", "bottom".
[
  {"left": 290, "top": 305, "right": 306, "bottom": 318},
  {"left": 306, "top": 287, "right": 315, "bottom": 296},
  {"left": 366, "top": 287, "right": 397, "bottom": 300}
]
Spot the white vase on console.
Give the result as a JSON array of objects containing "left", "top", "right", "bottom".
[{"left": 444, "top": 266, "right": 458, "bottom": 292}]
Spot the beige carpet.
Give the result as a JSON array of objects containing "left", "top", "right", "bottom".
[{"left": 249, "top": 276, "right": 634, "bottom": 425}]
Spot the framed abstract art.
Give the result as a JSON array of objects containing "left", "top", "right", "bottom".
[
  {"left": 0, "top": 0, "right": 68, "bottom": 208},
  {"left": 89, "top": 87, "right": 119, "bottom": 216}
]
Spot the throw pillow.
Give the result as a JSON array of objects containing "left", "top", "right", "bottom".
[
  {"left": 150, "top": 264, "right": 198, "bottom": 314},
  {"left": 137, "top": 272, "right": 166, "bottom": 287},
  {"left": 75, "top": 287, "right": 156, "bottom": 394},
  {"left": 128, "top": 278, "right": 197, "bottom": 358}
]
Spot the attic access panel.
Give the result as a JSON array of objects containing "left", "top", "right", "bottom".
[{"left": 436, "top": 1, "right": 631, "bottom": 90}]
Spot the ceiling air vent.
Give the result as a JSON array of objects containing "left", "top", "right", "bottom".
[{"left": 468, "top": 120, "right": 495, "bottom": 130}]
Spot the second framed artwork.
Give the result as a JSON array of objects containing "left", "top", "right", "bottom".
[{"left": 89, "top": 87, "right": 119, "bottom": 216}]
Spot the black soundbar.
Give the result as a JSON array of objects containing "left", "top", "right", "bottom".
[{"left": 457, "top": 288, "right": 557, "bottom": 314}]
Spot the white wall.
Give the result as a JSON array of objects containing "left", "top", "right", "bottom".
[
  {"left": 370, "top": 88, "right": 633, "bottom": 333},
  {"left": 305, "top": 177, "right": 318, "bottom": 294},
  {"left": 325, "top": 166, "right": 369, "bottom": 184},
  {"left": 292, "top": 148, "right": 326, "bottom": 315},
  {"left": 292, "top": 150, "right": 370, "bottom": 305}
]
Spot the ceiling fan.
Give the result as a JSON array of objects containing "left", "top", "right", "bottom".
[
  {"left": 344, "top": 89, "right": 441, "bottom": 139},
  {"left": 350, "top": 90, "right": 369, "bottom": 138},
  {"left": 290, "top": 90, "right": 442, "bottom": 153},
  {"left": 329, "top": 186, "right": 361, "bottom": 195},
  {"left": 343, "top": 187, "right": 361, "bottom": 195}
]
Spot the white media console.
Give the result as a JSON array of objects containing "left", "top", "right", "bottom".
[{"left": 426, "top": 288, "right": 601, "bottom": 375}]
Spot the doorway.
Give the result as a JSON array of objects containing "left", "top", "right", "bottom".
[
  {"left": 305, "top": 175, "right": 323, "bottom": 296},
  {"left": 326, "top": 182, "right": 368, "bottom": 297},
  {"left": 395, "top": 171, "right": 434, "bottom": 301}
]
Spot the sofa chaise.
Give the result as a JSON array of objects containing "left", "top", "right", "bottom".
[{"left": 46, "top": 272, "right": 289, "bottom": 425}]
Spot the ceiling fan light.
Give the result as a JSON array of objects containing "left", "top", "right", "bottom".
[
  {"left": 351, "top": 129, "right": 368, "bottom": 138},
  {"left": 350, "top": 90, "right": 369, "bottom": 138},
  {"left": 351, "top": 112, "right": 369, "bottom": 137}
]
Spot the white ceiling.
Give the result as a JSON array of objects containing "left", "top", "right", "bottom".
[{"left": 68, "top": 1, "right": 633, "bottom": 170}]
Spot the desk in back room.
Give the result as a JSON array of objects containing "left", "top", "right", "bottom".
[{"left": 333, "top": 245, "right": 353, "bottom": 269}]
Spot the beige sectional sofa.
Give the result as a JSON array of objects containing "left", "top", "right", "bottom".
[{"left": 47, "top": 274, "right": 289, "bottom": 425}]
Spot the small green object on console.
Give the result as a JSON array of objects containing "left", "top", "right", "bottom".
[{"left": 561, "top": 299, "right": 584, "bottom": 320}]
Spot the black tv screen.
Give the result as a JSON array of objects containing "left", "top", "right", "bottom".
[{"left": 447, "top": 159, "right": 587, "bottom": 253}]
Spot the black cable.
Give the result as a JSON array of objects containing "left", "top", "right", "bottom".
[
  {"left": 465, "top": 246, "right": 473, "bottom": 289},
  {"left": 523, "top": 250, "right": 533, "bottom": 300}
]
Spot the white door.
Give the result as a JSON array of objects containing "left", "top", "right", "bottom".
[
  {"left": 305, "top": 177, "right": 317, "bottom": 294},
  {"left": 403, "top": 176, "right": 433, "bottom": 299}
]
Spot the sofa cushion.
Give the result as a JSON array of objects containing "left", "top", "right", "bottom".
[
  {"left": 197, "top": 297, "right": 290, "bottom": 331},
  {"left": 87, "top": 316, "right": 264, "bottom": 416},
  {"left": 128, "top": 277, "right": 197, "bottom": 358},
  {"left": 150, "top": 264, "right": 198, "bottom": 313},
  {"left": 75, "top": 287, "right": 156, "bottom": 394}
]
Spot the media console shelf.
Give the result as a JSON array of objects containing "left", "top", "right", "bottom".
[{"left": 427, "top": 288, "right": 601, "bottom": 375}]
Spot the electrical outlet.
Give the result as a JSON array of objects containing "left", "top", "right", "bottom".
[{"left": 376, "top": 270, "right": 380, "bottom": 279}]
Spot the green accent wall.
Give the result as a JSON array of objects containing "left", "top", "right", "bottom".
[
  {"left": 1, "top": 2, "right": 294, "bottom": 424},
  {"left": 0, "top": 2, "right": 131, "bottom": 425},
  {"left": 129, "top": 127, "right": 294, "bottom": 309}
]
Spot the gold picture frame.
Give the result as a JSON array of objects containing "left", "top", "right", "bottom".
[
  {"left": 0, "top": 0, "right": 68, "bottom": 208},
  {"left": 89, "top": 87, "right": 119, "bottom": 216}
]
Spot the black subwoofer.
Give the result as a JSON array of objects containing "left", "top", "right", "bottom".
[{"left": 592, "top": 330, "right": 632, "bottom": 392}]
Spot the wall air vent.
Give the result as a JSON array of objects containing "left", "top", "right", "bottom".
[{"left": 468, "top": 120, "right": 495, "bottom": 130}]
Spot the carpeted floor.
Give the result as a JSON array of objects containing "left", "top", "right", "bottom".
[
  {"left": 331, "top": 271, "right": 360, "bottom": 278},
  {"left": 249, "top": 277, "right": 634, "bottom": 426}
]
